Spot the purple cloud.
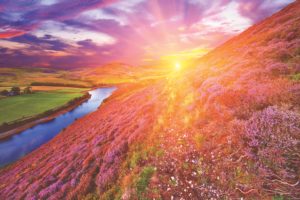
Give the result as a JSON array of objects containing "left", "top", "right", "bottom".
[{"left": 0, "top": 0, "right": 296, "bottom": 68}]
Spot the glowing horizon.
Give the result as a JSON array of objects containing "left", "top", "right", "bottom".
[{"left": 0, "top": 0, "right": 295, "bottom": 69}]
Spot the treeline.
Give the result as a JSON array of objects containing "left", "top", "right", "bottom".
[
  {"left": 30, "top": 82, "right": 89, "bottom": 88},
  {"left": 0, "top": 86, "right": 32, "bottom": 97}
]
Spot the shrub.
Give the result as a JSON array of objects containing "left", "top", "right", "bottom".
[
  {"left": 266, "top": 62, "right": 290, "bottom": 75},
  {"left": 83, "top": 193, "right": 100, "bottom": 200},
  {"left": 290, "top": 73, "right": 300, "bottom": 81},
  {"left": 100, "top": 185, "right": 122, "bottom": 200},
  {"left": 244, "top": 106, "right": 300, "bottom": 197},
  {"left": 23, "top": 86, "right": 33, "bottom": 94},
  {"left": 10, "top": 86, "right": 21, "bottom": 95},
  {"left": 129, "top": 151, "right": 141, "bottom": 169},
  {"left": 96, "top": 166, "right": 119, "bottom": 192},
  {"left": 278, "top": 51, "right": 292, "bottom": 62},
  {"left": 272, "top": 195, "right": 284, "bottom": 200},
  {"left": 0, "top": 89, "right": 9, "bottom": 96},
  {"left": 136, "top": 166, "right": 156, "bottom": 199}
]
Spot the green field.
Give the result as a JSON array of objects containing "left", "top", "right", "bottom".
[{"left": 0, "top": 88, "right": 87, "bottom": 125}]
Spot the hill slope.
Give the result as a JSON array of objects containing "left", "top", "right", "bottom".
[{"left": 0, "top": 1, "right": 300, "bottom": 199}]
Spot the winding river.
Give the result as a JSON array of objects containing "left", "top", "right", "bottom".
[{"left": 0, "top": 87, "right": 115, "bottom": 167}]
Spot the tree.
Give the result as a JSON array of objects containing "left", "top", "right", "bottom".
[
  {"left": 23, "top": 86, "right": 33, "bottom": 94},
  {"left": 0, "top": 89, "right": 9, "bottom": 96},
  {"left": 10, "top": 86, "right": 21, "bottom": 96}
]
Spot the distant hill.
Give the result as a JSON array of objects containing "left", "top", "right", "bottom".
[
  {"left": 0, "top": 67, "right": 91, "bottom": 88},
  {"left": 76, "top": 62, "right": 170, "bottom": 85}
]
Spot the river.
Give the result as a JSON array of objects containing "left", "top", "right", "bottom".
[{"left": 0, "top": 87, "right": 115, "bottom": 167}]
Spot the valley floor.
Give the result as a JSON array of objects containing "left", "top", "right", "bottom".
[{"left": 0, "top": 87, "right": 88, "bottom": 133}]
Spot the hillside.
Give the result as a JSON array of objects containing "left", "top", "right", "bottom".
[{"left": 0, "top": 1, "right": 299, "bottom": 200}]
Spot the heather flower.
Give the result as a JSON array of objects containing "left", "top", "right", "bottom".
[
  {"left": 244, "top": 106, "right": 300, "bottom": 196},
  {"left": 104, "top": 141, "right": 128, "bottom": 164},
  {"left": 266, "top": 62, "right": 290, "bottom": 75},
  {"left": 70, "top": 178, "right": 77, "bottom": 187},
  {"left": 38, "top": 181, "right": 63, "bottom": 199},
  {"left": 96, "top": 166, "right": 119, "bottom": 192}
]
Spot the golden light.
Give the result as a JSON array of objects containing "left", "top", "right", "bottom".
[{"left": 174, "top": 62, "right": 181, "bottom": 71}]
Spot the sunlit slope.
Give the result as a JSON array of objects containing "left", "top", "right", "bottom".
[
  {"left": 0, "top": 1, "right": 299, "bottom": 200},
  {"left": 74, "top": 63, "right": 171, "bottom": 85}
]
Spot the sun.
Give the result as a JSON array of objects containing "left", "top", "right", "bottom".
[{"left": 174, "top": 62, "right": 181, "bottom": 71}]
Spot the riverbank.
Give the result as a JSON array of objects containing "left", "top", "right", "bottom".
[
  {"left": 0, "top": 92, "right": 90, "bottom": 140},
  {"left": 0, "top": 88, "right": 115, "bottom": 167}
]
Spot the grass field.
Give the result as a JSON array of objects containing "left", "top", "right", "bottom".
[
  {"left": 0, "top": 88, "right": 87, "bottom": 125},
  {"left": 0, "top": 67, "right": 91, "bottom": 87}
]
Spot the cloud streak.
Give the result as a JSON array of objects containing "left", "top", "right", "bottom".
[{"left": 0, "top": 0, "right": 295, "bottom": 68}]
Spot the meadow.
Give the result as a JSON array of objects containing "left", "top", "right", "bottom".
[
  {"left": 0, "top": 67, "right": 92, "bottom": 126},
  {"left": 0, "top": 88, "right": 87, "bottom": 125}
]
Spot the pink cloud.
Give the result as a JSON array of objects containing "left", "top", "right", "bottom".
[
  {"left": 0, "top": 30, "right": 26, "bottom": 39},
  {"left": 0, "top": 0, "right": 296, "bottom": 68}
]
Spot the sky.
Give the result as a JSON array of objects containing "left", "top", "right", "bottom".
[{"left": 0, "top": 0, "right": 295, "bottom": 69}]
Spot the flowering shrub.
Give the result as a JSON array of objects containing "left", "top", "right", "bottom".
[
  {"left": 38, "top": 181, "right": 63, "bottom": 199},
  {"left": 266, "top": 62, "right": 290, "bottom": 75},
  {"left": 244, "top": 106, "right": 300, "bottom": 197}
]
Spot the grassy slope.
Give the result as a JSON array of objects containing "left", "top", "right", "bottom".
[
  {"left": 0, "top": 88, "right": 86, "bottom": 124},
  {"left": 0, "top": 2, "right": 299, "bottom": 200},
  {"left": 0, "top": 67, "right": 91, "bottom": 87}
]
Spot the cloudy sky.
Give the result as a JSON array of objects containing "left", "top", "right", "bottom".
[{"left": 0, "top": 0, "right": 295, "bottom": 69}]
